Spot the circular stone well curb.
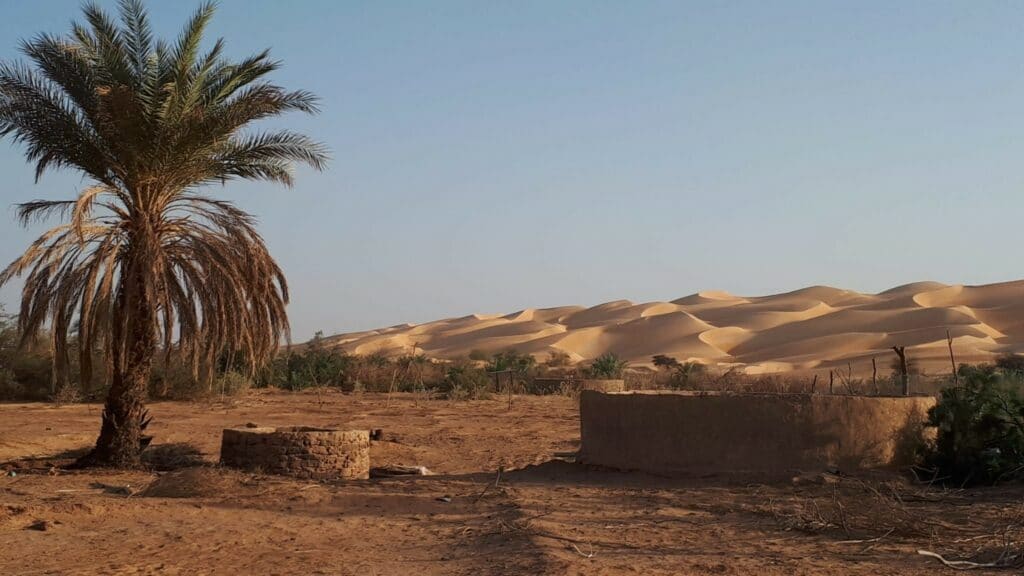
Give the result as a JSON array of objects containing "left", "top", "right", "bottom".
[{"left": 220, "top": 426, "right": 370, "bottom": 480}]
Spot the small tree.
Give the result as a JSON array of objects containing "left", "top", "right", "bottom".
[
  {"left": 652, "top": 354, "right": 681, "bottom": 369},
  {"left": 995, "top": 354, "right": 1024, "bottom": 375},
  {"left": 440, "top": 362, "right": 491, "bottom": 400},
  {"left": 890, "top": 346, "right": 918, "bottom": 395},
  {"left": 487, "top": 350, "right": 535, "bottom": 392},
  {"left": 544, "top": 350, "right": 572, "bottom": 368},
  {"left": 588, "top": 353, "right": 628, "bottom": 380},
  {"left": 923, "top": 364, "right": 1024, "bottom": 485}
]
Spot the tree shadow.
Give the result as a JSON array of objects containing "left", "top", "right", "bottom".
[
  {"left": 141, "top": 442, "right": 208, "bottom": 471},
  {"left": 2, "top": 442, "right": 207, "bottom": 473},
  {"left": 1, "top": 446, "right": 91, "bottom": 472}
]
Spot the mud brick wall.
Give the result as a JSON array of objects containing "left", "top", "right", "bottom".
[
  {"left": 579, "top": 391, "right": 936, "bottom": 479},
  {"left": 579, "top": 379, "right": 626, "bottom": 393},
  {"left": 220, "top": 427, "right": 370, "bottom": 480}
]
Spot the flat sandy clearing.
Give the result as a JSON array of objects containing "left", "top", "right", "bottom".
[{"left": 1, "top": 391, "right": 1020, "bottom": 575}]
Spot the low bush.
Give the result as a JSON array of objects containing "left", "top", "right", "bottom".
[
  {"left": 922, "top": 364, "right": 1024, "bottom": 485},
  {"left": 52, "top": 382, "right": 83, "bottom": 405},
  {"left": 587, "top": 353, "right": 628, "bottom": 379},
  {"left": 439, "top": 362, "right": 493, "bottom": 400},
  {"left": 0, "top": 367, "right": 23, "bottom": 400},
  {"left": 149, "top": 360, "right": 206, "bottom": 400},
  {"left": 215, "top": 371, "right": 253, "bottom": 396}
]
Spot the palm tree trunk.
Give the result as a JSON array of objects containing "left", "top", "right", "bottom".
[{"left": 78, "top": 247, "right": 156, "bottom": 467}]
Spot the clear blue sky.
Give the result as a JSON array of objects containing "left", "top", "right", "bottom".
[{"left": 1, "top": 1, "right": 1022, "bottom": 339}]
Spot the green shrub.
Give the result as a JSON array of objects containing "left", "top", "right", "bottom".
[
  {"left": 995, "top": 354, "right": 1024, "bottom": 375},
  {"left": 439, "top": 363, "right": 492, "bottom": 400},
  {"left": 652, "top": 354, "right": 680, "bottom": 369},
  {"left": 5, "top": 350, "right": 55, "bottom": 401},
  {"left": 923, "top": 364, "right": 1024, "bottom": 485},
  {"left": 0, "top": 367, "right": 23, "bottom": 400},
  {"left": 149, "top": 360, "right": 206, "bottom": 400},
  {"left": 587, "top": 353, "right": 628, "bottom": 380},
  {"left": 487, "top": 350, "right": 536, "bottom": 374},
  {"left": 278, "top": 332, "right": 353, "bottom": 390},
  {"left": 669, "top": 361, "right": 707, "bottom": 389}
]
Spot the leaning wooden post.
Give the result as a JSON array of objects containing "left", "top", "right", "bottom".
[
  {"left": 946, "top": 330, "right": 959, "bottom": 386},
  {"left": 829, "top": 370, "right": 834, "bottom": 394},
  {"left": 871, "top": 357, "right": 878, "bottom": 395},
  {"left": 892, "top": 346, "right": 909, "bottom": 396},
  {"left": 811, "top": 374, "right": 818, "bottom": 394}
]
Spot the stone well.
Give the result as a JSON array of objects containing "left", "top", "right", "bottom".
[
  {"left": 220, "top": 426, "right": 370, "bottom": 480},
  {"left": 579, "top": 391, "right": 936, "bottom": 478}
]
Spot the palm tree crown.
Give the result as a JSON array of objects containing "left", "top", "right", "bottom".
[{"left": 0, "top": 0, "right": 327, "bottom": 464}]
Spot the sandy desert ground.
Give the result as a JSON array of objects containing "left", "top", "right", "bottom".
[
  {"left": 325, "top": 280, "right": 1024, "bottom": 375},
  {"left": 2, "top": 390, "right": 1022, "bottom": 575}
]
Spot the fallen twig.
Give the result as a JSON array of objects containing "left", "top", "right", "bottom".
[
  {"left": 570, "top": 543, "right": 595, "bottom": 559},
  {"left": 917, "top": 549, "right": 1011, "bottom": 570},
  {"left": 474, "top": 466, "right": 503, "bottom": 503},
  {"left": 835, "top": 527, "right": 895, "bottom": 545}
]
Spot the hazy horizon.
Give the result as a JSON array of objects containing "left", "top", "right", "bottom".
[{"left": 3, "top": 1, "right": 1023, "bottom": 339}]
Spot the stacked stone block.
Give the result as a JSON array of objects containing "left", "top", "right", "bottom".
[{"left": 220, "top": 426, "right": 370, "bottom": 480}]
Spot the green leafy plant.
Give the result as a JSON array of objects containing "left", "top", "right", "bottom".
[
  {"left": 651, "top": 354, "right": 680, "bottom": 369},
  {"left": 486, "top": 350, "right": 535, "bottom": 394},
  {"left": 587, "top": 353, "right": 628, "bottom": 380},
  {"left": 923, "top": 364, "right": 1024, "bottom": 485},
  {"left": 439, "top": 362, "right": 492, "bottom": 400},
  {"left": 651, "top": 354, "right": 706, "bottom": 388},
  {"left": 995, "top": 354, "right": 1024, "bottom": 375}
]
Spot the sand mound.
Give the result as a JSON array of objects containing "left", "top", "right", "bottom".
[
  {"left": 321, "top": 279, "right": 1024, "bottom": 375},
  {"left": 140, "top": 467, "right": 243, "bottom": 499}
]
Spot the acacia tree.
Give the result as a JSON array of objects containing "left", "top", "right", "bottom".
[{"left": 0, "top": 1, "right": 327, "bottom": 466}]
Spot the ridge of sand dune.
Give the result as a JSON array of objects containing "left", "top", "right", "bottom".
[
  {"left": 672, "top": 290, "right": 746, "bottom": 304},
  {"left": 322, "top": 280, "right": 1024, "bottom": 375},
  {"left": 877, "top": 281, "right": 950, "bottom": 295}
]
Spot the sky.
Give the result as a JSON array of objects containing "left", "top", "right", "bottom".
[{"left": 1, "top": 1, "right": 1023, "bottom": 340}]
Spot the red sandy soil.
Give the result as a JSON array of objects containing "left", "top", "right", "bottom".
[{"left": 1, "top": 390, "right": 1021, "bottom": 575}]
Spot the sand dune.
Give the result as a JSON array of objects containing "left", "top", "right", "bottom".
[{"left": 322, "top": 280, "right": 1024, "bottom": 375}]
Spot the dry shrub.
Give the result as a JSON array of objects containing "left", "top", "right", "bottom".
[
  {"left": 766, "top": 479, "right": 936, "bottom": 539},
  {"left": 149, "top": 361, "right": 206, "bottom": 400},
  {"left": 214, "top": 371, "right": 252, "bottom": 396},
  {"left": 140, "top": 467, "right": 239, "bottom": 498},
  {"left": 51, "top": 382, "right": 83, "bottom": 406},
  {"left": 764, "top": 476, "right": 1024, "bottom": 567}
]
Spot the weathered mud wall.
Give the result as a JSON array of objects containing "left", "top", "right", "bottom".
[
  {"left": 579, "top": 391, "right": 935, "bottom": 478},
  {"left": 579, "top": 379, "right": 626, "bottom": 393},
  {"left": 221, "top": 427, "right": 370, "bottom": 480}
]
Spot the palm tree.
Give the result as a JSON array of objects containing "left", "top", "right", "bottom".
[{"left": 0, "top": 1, "right": 327, "bottom": 466}]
